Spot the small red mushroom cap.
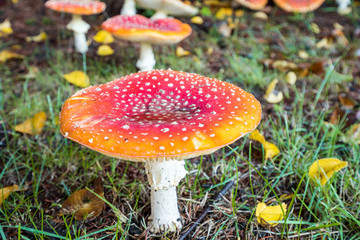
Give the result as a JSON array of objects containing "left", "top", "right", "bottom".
[
  {"left": 45, "top": 0, "right": 106, "bottom": 15},
  {"left": 273, "top": 0, "right": 325, "bottom": 12},
  {"left": 236, "top": 0, "right": 268, "bottom": 10},
  {"left": 101, "top": 15, "right": 192, "bottom": 45},
  {"left": 60, "top": 70, "right": 261, "bottom": 162}
]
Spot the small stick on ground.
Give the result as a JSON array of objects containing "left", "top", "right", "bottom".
[{"left": 179, "top": 180, "right": 235, "bottom": 240}]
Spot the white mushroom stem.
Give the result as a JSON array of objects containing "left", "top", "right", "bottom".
[
  {"left": 336, "top": 0, "right": 351, "bottom": 14},
  {"left": 136, "top": 42, "right": 156, "bottom": 71},
  {"left": 145, "top": 159, "right": 187, "bottom": 233},
  {"left": 66, "top": 14, "right": 90, "bottom": 54},
  {"left": 151, "top": 10, "right": 168, "bottom": 19},
  {"left": 120, "top": 0, "right": 136, "bottom": 15}
]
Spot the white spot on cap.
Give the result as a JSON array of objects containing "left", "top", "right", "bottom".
[
  {"left": 122, "top": 125, "right": 130, "bottom": 130},
  {"left": 89, "top": 138, "right": 93, "bottom": 143},
  {"left": 182, "top": 137, "right": 188, "bottom": 141},
  {"left": 159, "top": 146, "right": 165, "bottom": 150},
  {"left": 210, "top": 134, "right": 215, "bottom": 137}
]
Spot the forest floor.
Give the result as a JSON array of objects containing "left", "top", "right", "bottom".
[{"left": 0, "top": 0, "right": 360, "bottom": 239}]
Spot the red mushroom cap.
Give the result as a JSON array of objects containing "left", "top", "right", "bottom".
[
  {"left": 45, "top": 0, "right": 106, "bottom": 15},
  {"left": 60, "top": 70, "right": 261, "bottom": 162},
  {"left": 273, "top": 0, "right": 325, "bottom": 12},
  {"left": 101, "top": 15, "right": 192, "bottom": 45},
  {"left": 236, "top": 0, "right": 268, "bottom": 10}
]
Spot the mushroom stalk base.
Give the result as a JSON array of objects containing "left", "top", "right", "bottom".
[
  {"left": 136, "top": 42, "right": 156, "bottom": 71},
  {"left": 145, "top": 160, "right": 187, "bottom": 233},
  {"left": 151, "top": 10, "right": 168, "bottom": 19},
  {"left": 120, "top": 0, "right": 136, "bottom": 15},
  {"left": 336, "top": 0, "right": 351, "bottom": 14},
  {"left": 66, "top": 15, "right": 90, "bottom": 54}
]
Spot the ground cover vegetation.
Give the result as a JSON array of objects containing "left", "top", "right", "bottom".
[{"left": 0, "top": 0, "right": 360, "bottom": 239}]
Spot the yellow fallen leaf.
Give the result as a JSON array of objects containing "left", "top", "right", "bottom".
[
  {"left": 59, "top": 177, "right": 105, "bottom": 220},
  {"left": 253, "top": 11, "right": 268, "bottom": 20},
  {"left": 15, "top": 111, "right": 47, "bottom": 135},
  {"left": 249, "top": 130, "right": 279, "bottom": 159},
  {"left": 215, "top": 8, "right": 233, "bottom": 20},
  {"left": 235, "top": 9, "right": 244, "bottom": 17},
  {"left": 207, "top": 47, "right": 213, "bottom": 55},
  {"left": 176, "top": 46, "right": 190, "bottom": 57},
  {"left": 298, "top": 50, "right": 309, "bottom": 59},
  {"left": 286, "top": 71, "right": 297, "bottom": 85},
  {"left": 0, "top": 19, "right": 13, "bottom": 37},
  {"left": 308, "top": 158, "right": 348, "bottom": 186},
  {"left": 0, "top": 185, "right": 19, "bottom": 205},
  {"left": 271, "top": 60, "right": 298, "bottom": 71},
  {"left": 93, "top": 30, "right": 114, "bottom": 44},
  {"left": 310, "top": 22, "right": 320, "bottom": 34},
  {"left": 249, "top": 129, "right": 265, "bottom": 144},
  {"left": 263, "top": 141, "right": 280, "bottom": 159},
  {"left": 316, "top": 38, "right": 333, "bottom": 49},
  {"left": 264, "top": 79, "right": 283, "bottom": 104},
  {"left": 191, "top": 16, "right": 203, "bottom": 24},
  {"left": 0, "top": 50, "right": 25, "bottom": 63},
  {"left": 63, "top": 71, "right": 90, "bottom": 88},
  {"left": 97, "top": 44, "right": 114, "bottom": 56},
  {"left": 192, "top": 56, "right": 201, "bottom": 63},
  {"left": 26, "top": 31, "right": 48, "bottom": 42},
  {"left": 256, "top": 202, "right": 287, "bottom": 226}
]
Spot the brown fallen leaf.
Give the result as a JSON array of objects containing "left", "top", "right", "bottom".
[
  {"left": 330, "top": 106, "right": 345, "bottom": 125},
  {"left": 338, "top": 94, "right": 356, "bottom": 109},
  {"left": 59, "top": 177, "right": 105, "bottom": 220},
  {"left": 15, "top": 111, "right": 46, "bottom": 135}
]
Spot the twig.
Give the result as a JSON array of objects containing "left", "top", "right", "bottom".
[{"left": 179, "top": 180, "right": 235, "bottom": 240}]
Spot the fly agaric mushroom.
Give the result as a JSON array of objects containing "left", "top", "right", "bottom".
[
  {"left": 45, "top": 0, "right": 106, "bottom": 53},
  {"left": 101, "top": 15, "right": 191, "bottom": 71},
  {"left": 236, "top": 0, "right": 268, "bottom": 10},
  {"left": 59, "top": 69, "right": 261, "bottom": 233},
  {"left": 136, "top": 0, "right": 198, "bottom": 19},
  {"left": 120, "top": 0, "right": 136, "bottom": 15},
  {"left": 273, "top": 0, "right": 325, "bottom": 13}
]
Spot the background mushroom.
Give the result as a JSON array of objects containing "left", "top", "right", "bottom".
[
  {"left": 45, "top": 0, "right": 106, "bottom": 53},
  {"left": 101, "top": 15, "right": 191, "bottom": 71},
  {"left": 136, "top": 0, "right": 198, "bottom": 19},
  {"left": 273, "top": 0, "right": 325, "bottom": 13},
  {"left": 236, "top": 0, "right": 268, "bottom": 10},
  {"left": 60, "top": 69, "right": 262, "bottom": 233},
  {"left": 120, "top": 0, "right": 136, "bottom": 15}
]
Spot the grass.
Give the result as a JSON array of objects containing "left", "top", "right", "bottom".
[{"left": 1, "top": 3, "right": 360, "bottom": 239}]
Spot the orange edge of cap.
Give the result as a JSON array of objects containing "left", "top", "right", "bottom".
[
  {"left": 273, "top": 0, "right": 325, "bottom": 12},
  {"left": 45, "top": 1, "right": 106, "bottom": 15}
]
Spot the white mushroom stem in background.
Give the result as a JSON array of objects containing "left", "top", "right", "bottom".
[
  {"left": 66, "top": 14, "right": 90, "bottom": 53},
  {"left": 136, "top": 42, "right": 156, "bottom": 71},
  {"left": 120, "top": 0, "right": 136, "bottom": 15},
  {"left": 145, "top": 159, "right": 187, "bottom": 233},
  {"left": 151, "top": 10, "right": 168, "bottom": 19},
  {"left": 336, "top": 0, "right": 351, "bottom": 14}
]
